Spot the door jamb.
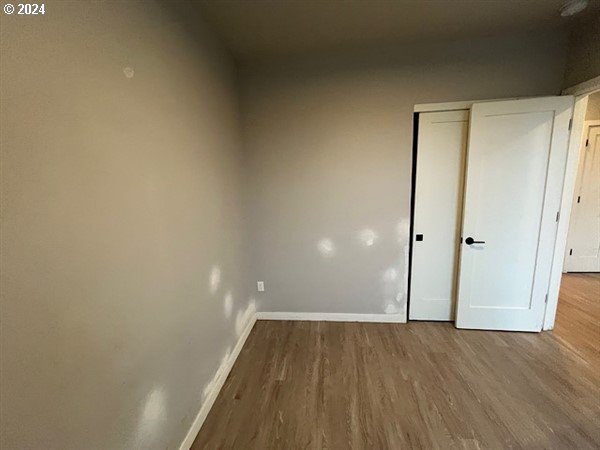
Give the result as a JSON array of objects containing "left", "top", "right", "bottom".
[
  {"left": 544, "top": 84, "right": 600, "bottom": 330},
  {"left": 406, "top": 112, "right": 419, "bottom": 321},
  {"left": 544, "top": 76, "right": 600, "bottom": 330}
]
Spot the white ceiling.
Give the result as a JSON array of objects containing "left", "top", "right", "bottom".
[{"left": 196, "top": 0, "right": 600, "bottom": 61}]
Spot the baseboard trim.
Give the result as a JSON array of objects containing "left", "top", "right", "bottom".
[
  {"left": 179, "top": 313, "right": 257, "bottom": 450},
  {"left": 256, "top": 311, "right": 406, "bottom": 323}
]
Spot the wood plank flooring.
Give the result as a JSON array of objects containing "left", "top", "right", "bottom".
[
  {"left": 554, "top": 273, "right": 600, "bottom": 365},
  {"left": 192, "top": 274, "right": 600, "bottom": 449}
]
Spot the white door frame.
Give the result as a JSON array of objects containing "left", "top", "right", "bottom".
[
  {"left": 413, "top": 83, "right": 600, "bottom": 331},
  {"left": 544, "top": 78, "right": 600, "bottom": 329}
]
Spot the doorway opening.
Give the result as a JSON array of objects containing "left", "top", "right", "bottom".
[{"left": 553, "top": 88, "right": 599, "bottom": 360}]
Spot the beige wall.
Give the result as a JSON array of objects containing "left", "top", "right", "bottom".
[
  {"left": 0, "top": 1, "right": 251, "bottom": 449},
  {"left": 585, "top": 91, "right": 600, "bottom": 120},
  {"left": 241, "top": 31, "right": 568, "bottom": 317},
  {"left": 563, "top": 13, "right": 600, "bottom": 89}
]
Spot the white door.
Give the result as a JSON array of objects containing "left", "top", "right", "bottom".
[
  {"left": 456, "top": 97, "right": 573, "bottom": 332},
  {"left": 564, "top": 123, "right": 600, "bottom": 272},
  {"left": 410, "top": 110, "right": 468, "bottom": 321}
]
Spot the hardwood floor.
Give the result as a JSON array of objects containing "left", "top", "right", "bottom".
[
  {"left": 554, "top": 273, "right": 600, "bottom": 365},
  {"left": 193, "top": 274, "right": 600, "bottom": 449}
]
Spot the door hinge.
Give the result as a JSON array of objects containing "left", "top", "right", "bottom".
[
  {"left": 545, "top": 294, "right": 548, "bottom": 304},
  {"left": 556, "top": 211, "right": 560, "bottom": 222},
  {"left": 569, "top": 118, "right": 573, "bottom": 130},
  {"left": 577, "top": 196, "right": 581, "bottom": 203},
  {"left": 586, "top": 138, "right": 589, "bottom": 147},
  {"left": 569, "top": 249, "right": 573, "bottom": 256}
]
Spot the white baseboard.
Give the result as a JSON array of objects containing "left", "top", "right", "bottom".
[
  {"left": 179, "top": 313, "right": 257, "bottom": 450},
  {"left": 256, "top": 311, "right": 406, "bottom": 323}
]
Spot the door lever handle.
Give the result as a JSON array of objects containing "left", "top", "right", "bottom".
[{"left": 465, "top": 237, "right": 485, "bottom": 245}]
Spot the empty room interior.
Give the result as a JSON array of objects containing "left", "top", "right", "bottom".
[{"left": 2, "top": 1, "right": 600, "bottom": 449}]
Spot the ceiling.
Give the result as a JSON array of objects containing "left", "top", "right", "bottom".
[{"left": 195, "top": 0, "right": 600, "bottom": 61}]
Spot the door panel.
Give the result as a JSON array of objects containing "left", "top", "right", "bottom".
[
  {"left": 456, "top": 97, "right": 573, "bottom": 331},
  {"left": 410, "top": 110, "right": 468, "bottom": 321},
  {"left": 564, "top": 125, "right": 600, "bottom": 272}
]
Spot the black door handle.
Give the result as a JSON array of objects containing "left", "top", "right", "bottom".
[{"left": 465, "top": 237, "right": 485, "bottom": 245}]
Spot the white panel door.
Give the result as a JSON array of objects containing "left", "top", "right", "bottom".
[
  {"left": 456, "top": 97, "right": 573, "bottom": 332},
  {"left": 564, "top": 124, "right": 600, "bottom": 272},
  {"left": 410, "top": 110, "right": 468, "bottom": 321}
]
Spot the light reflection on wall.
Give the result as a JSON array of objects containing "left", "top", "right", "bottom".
[
  {"left": 382, "top": 265, "right": 404, "bottom": 315},
  {"left": 384, "top": 217, "right": 410, "bottom": 319},
  {"left": 209, "top": 266, "right": 221, "bottom": 294},
  {"left": 132, "top": 386, "right": 166, "bottom": 448},
  {"left": 235, "top": 299, "right": 257, "bottom": 337},
  {"left": 358, "top": 228, "right": 378, "bottom": 247},
  {"left": 396, "top": 218, "right": 409, "bottom": 244},
  {"left": 202, "top": 347, "right": 232, "bottom": 399},
  {"left": 317, "top": 238, "right": 336, "bottom": 257},
  {"left": 224, "top": 290, "right": 233, "bottom": 318},
  {"left": 383, "top": 267, "right": 398, "bottom": 282}
]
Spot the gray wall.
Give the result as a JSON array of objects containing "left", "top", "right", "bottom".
[
  {"left": 563, "top": 13, "right": 600, "bottom": 89},
  {"left": 241, "top": 31, "right": 568, "bottom": 318},
  {"left": 0, "top": 1, "right": 251, "bottom": 449}
]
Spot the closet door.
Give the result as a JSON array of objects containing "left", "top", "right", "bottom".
[
  {"left": 456, "top": 97, "right": 573, "bottom": 332},
  {"left": 409, "top": 110, "right": 469, "bottom": 321}
]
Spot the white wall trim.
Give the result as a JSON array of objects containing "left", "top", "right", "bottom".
[
  {"left": 414, "top": 101, "right": 473, "bottom": 112},
  {"left": 562, "top": 75, "right": 600, "bottom": 97},
  {"left": 413, "top": 97, "right": 521, "bottom": 112},
  {"left": 256, "top": 311, "right": 406, "bottom": 323},
  {"left": 179, "top": 313, "right": 257, "bottom": 450}
]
